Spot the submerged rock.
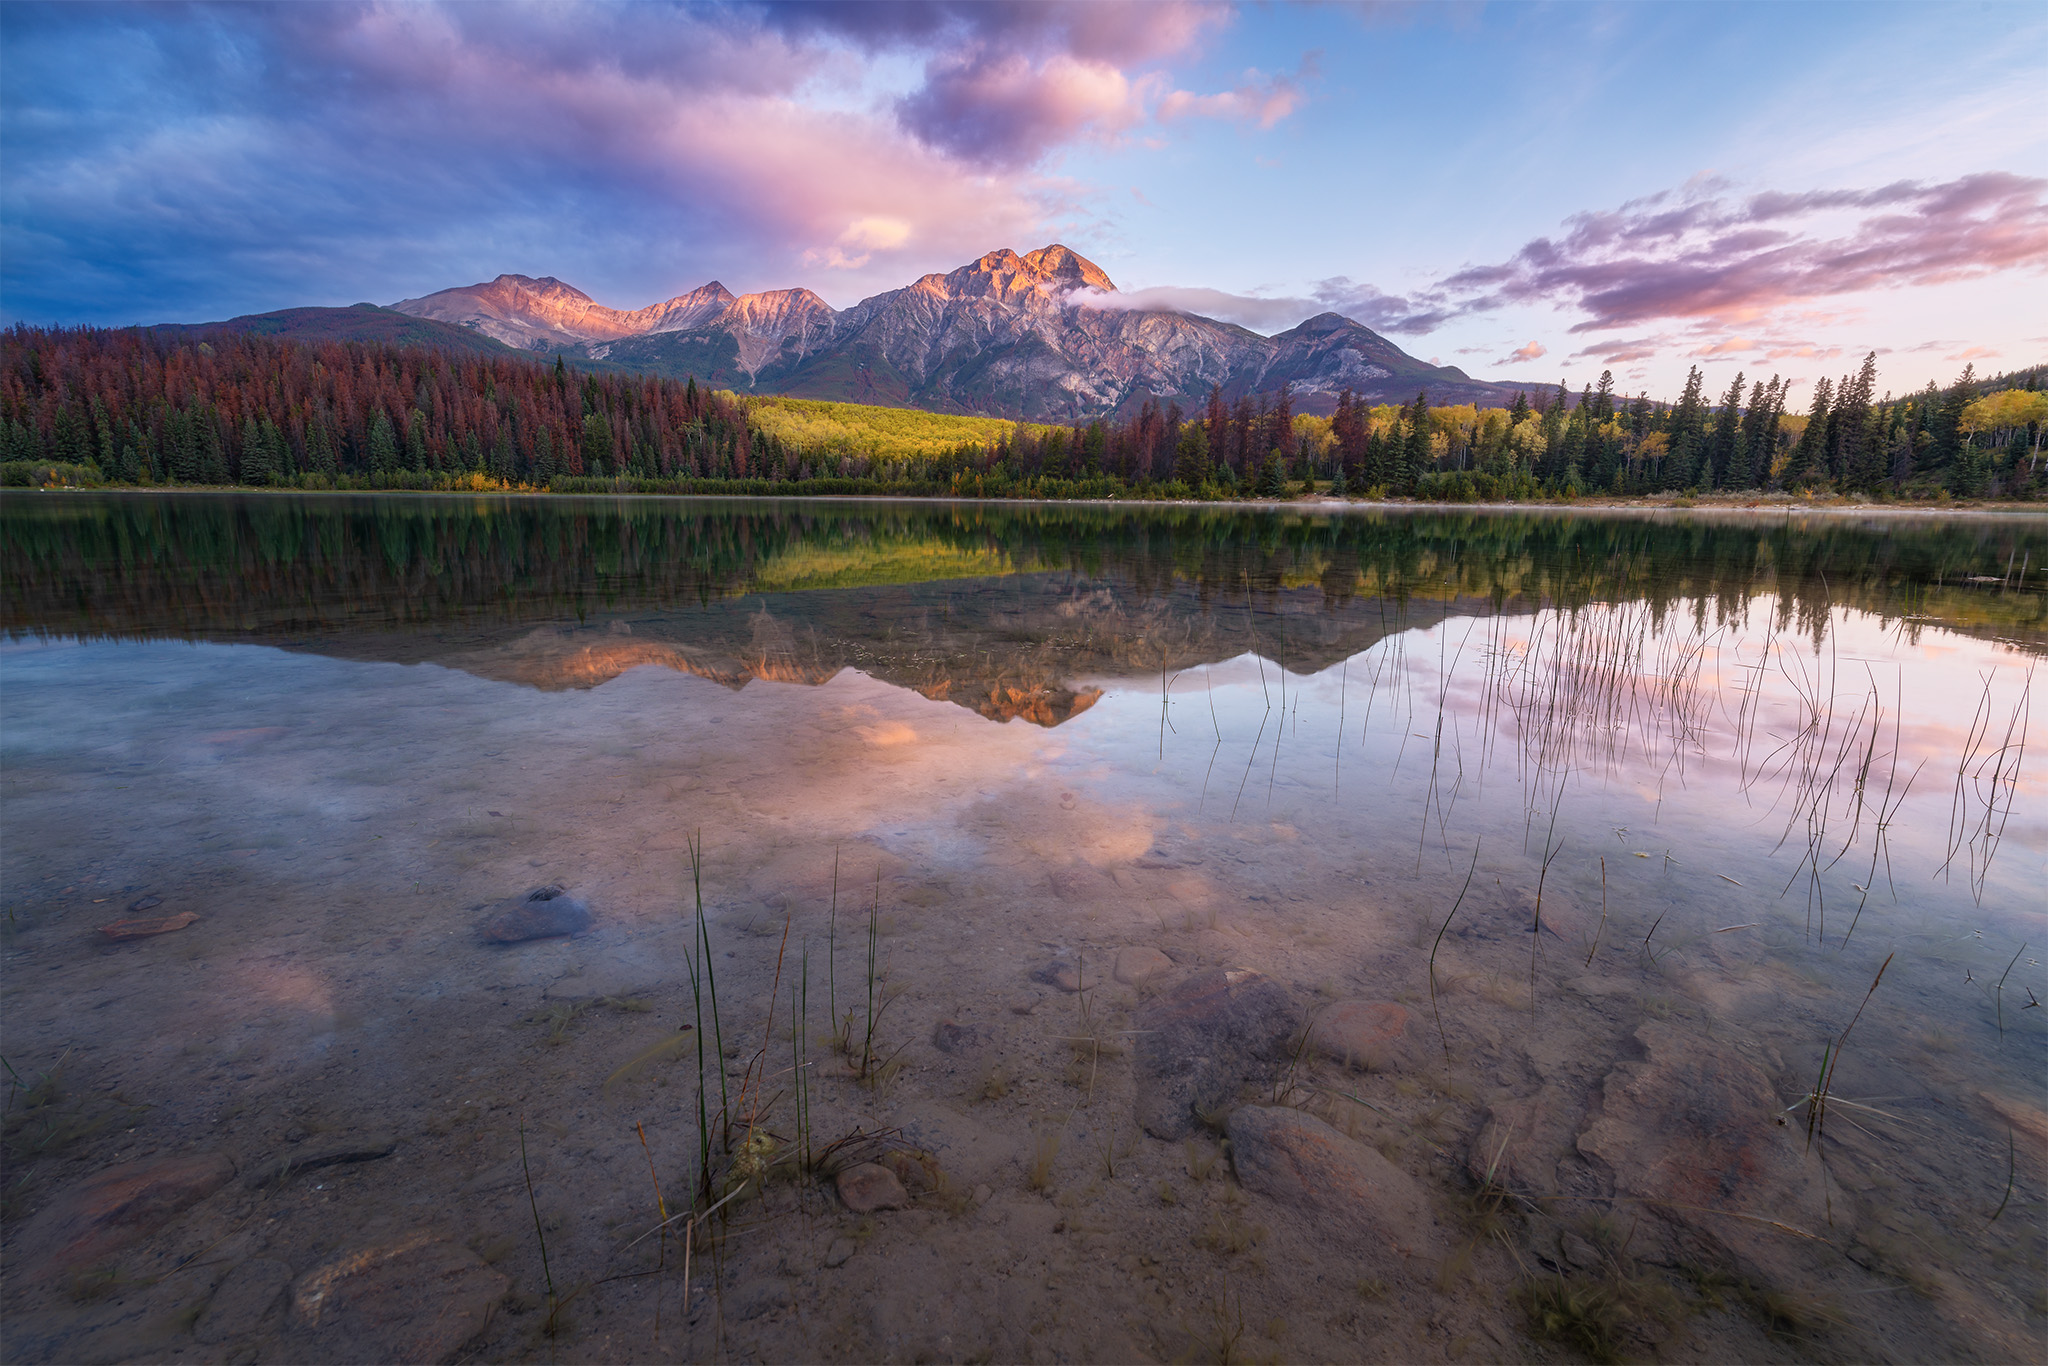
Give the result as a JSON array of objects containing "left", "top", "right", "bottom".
[
  {"left": 1113, "top": 946, "right": 1174, "bottom": 985},
  {"left": 18, "top": 1151, "right": 234, "bottom": 1277},
  {"left": 1577, "top": 1023, "right": 1847, "bottom": 1283},
  {"left": 835, "top": 1162, "right": 909, "bottom": 1212},
  {"left": 1131, "top": 968, "right": 1299, "bottom": 1139},
  {"left": 292, "top": 1233, "right": 507, "bottom": 1363},
  {"left": 1308, "top": 1001, "right": 1416, "bottom": 1072},
  {"left": 930, "top": 1019, "right": 987, "bottom": 1056},
  {"left": 245, "top": 1134, "right": 397, "bottom": 1189},
  {"left": 97, "top": 911, "right": 198, "bottom": 941},
  {"left": 480, "top": 886, "right": 590, "bottom": 943},
  {"left": 1226, "top": 1107, "right": 1439, "bottom": 1256}
]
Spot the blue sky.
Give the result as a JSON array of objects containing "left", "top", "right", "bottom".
[{"left": 4, "top": 1, "right": 2044, "bottom": 401}]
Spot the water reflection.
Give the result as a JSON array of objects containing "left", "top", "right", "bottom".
[{"left": 2, "top": 494, "right": 2044, "bottom": 1364}]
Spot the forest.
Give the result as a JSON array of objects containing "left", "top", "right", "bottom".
[{"left": 2, "top": 325, "right": 2042, "bottom": 502}]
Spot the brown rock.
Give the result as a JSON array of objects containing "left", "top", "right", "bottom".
[
  {"left": 197, "top": 1257, "right": 293, "bottom": 1343},
  {"left": 97, "top": 911, "right": 198, "bottom": 941},
  {"left": 1132, "top": 968, "right": 1299, "bottom": 1139},
  {"left": 1226, "top": 1107, "right": 1440, "bottom": 1256},
  {"left": 292, "top": 1234, "right": 507, "bottom": 1363},
  {"left": 1308, "top": 1001, "right": 1414, "bottom": 1071},
  {"left": 1113, "top": 946, "right": 1174, "bottom": 985},
  {"left": 18, "top": 1152, "right": 234, "bottom": 1277},
  {"left": 1577, "top": 1023, "right": 1847, "bottom": 1283},
  {"left": 835, "top": 1162, "right": 909, "bottom": 1212},
  {"left": 480, "top": 886, "right": 590, "bottom": 943}
]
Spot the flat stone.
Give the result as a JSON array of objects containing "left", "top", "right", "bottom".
[
  {"left": 480, "top": 886, "right": 591, "bottom": 943},
  {"left": 1577, "top": 1023, "right": 1847, "bottom": 1283},
  {"left": 1113, "top": 946, "right": 1175, "bottom": 985},
  {"left": 823, "top": 1237, "right": 856, "bottom": 1268},
  {"left": 97, "top": 911, "right": 198, "bottom": 941},
  {"left": 197, "top": 1257, "right": 293, "bottom": 1343},
  {"left": 930, "top": 1019, "right": 986, "bottom": 1056},
  {"left": 246, "top": 1134, "right": 396, "bottom": 1188},
  {"left": 835, "top": 1162, "right": 909, "bottom": 1212},
  {"left": 17, "top": 1151, "right": 234, "bottom": 1277},
  {"left": 292, "top": 1233, "right": 507, "bottom": 1364},
  {"left": 1226, "top": 1107, "right": 1439, "bottom": 1256},
  {"left": 1131, "top": 968, "right": 1299, "bottom": 1139},
  {"left": 1308, "top": 1001, "right": 1415, "bottom": 1071}
]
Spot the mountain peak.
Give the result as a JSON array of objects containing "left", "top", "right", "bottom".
[{"left": 1020, "top": 244, "right": 1115, "bottom": 292}]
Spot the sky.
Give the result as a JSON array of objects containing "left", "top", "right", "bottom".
[{"left": 4, "top": 0, "right": 2045, "bottom": 403}]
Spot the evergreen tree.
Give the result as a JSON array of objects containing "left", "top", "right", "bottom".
[
  {"left": 1783, "top": 378, "right": 1832, "bottom": 487},
  {"left": 1664, "top": 367, "right": 1707, "bottom": 489},
  {"left": 1705, "top": 373, "right": 1745, "bottom": 488},
  {"left": 1173, "top": 420, "right": 1210, "bottom": 488},
  {"left": 368, "top": 410, "right": 400, "bottom": 475},
  {"left": 1402, "top": 391, "right": 1433, "bottom": 493},
  {"left": 1926, "top": 365, "right": 1975, "bottom": 472}
]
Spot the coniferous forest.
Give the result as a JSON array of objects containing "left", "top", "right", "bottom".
[{"left": 3, "top": 325, "right": 2043, "bottom": 502}]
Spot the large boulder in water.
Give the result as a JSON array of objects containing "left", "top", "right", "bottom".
[
  {"left": 480, "top": 886, "right": 590, "bottom": 943},
  {"left": 1132, "top": 968, "right": 1299, "bottom": 1139}
]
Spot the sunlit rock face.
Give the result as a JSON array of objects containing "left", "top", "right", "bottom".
[
  {"left": 390, "top": 246, "right": 1519, "bottom": 419},
  {"left": 391, "top": 275, "right": 738, "bottom": 348}
]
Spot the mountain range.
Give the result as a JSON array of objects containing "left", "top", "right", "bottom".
[{"left": 179, "top": 245, "right": 1527, "bottom": 421}]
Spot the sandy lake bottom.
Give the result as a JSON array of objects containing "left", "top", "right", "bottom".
[{"left": 2, "top": 498, "right": 2045, "bottom": 1365}]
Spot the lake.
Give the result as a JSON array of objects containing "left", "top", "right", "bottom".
[{"left": 3, "top": 493, "right": 2044, "bottom": 1363}]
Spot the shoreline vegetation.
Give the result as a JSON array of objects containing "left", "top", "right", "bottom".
[{"left": 5, "top": 325, "right": 2044, "bottom": 506}]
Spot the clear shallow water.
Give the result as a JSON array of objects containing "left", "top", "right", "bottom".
[{"left": 2, "top": 494, "right": 2044, "bottom": 1363}]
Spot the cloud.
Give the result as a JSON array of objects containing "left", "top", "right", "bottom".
[
  {"left": 1159, "top": 57, "right": 1315, "bottom": 129},
  {"left": 1949, "top": 345, "right": 2001, "bottom": 360},
  {"left": 1066, "top": 284, "right": 1311, "bottom": 332},
  {"left": 1502, "top": 341, "right": 1547, "bottom": 363},
  {"left": 0, "top": 0, "right": 1269, "bottom": 322},
  {"left": 1424, "top": 172, "right": 2048, "bottom": 334}
]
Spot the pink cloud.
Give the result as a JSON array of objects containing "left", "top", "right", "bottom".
[
  {"left": 1502, "top": 341, "right": 1547, "bottom": 363},
  {"left": 1424, "top": 172, "right": 2048, "bottom": 335},
  {"left": 1159, "top": 58, "right": 1315, "bottom": 129},
  {"left": 1948, "top": 345, "right": 2001, "bottom": 360}
]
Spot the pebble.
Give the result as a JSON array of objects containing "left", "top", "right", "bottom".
[
  {"left": 1113, "top": 946, "right": 1175, "bottom": 984},
  {"left": 835, "top": 1162, "right": 910, "bottom": 1212},
  {"left": 480, "top": 886, "right": 591, "bottom": 943},
  {"left": 823, "top": 1237, "right": 856, "bottom": 1268},
  {"left": 197, "top": 1257, "right": 293, "bottom": 1344}
]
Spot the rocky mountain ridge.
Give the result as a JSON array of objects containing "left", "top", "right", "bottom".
[{"left": 392, "top": 244, "right": 1521, "bottom": 420}]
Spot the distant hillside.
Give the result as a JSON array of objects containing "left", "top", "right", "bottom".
[{"left": 150, "top": 303, "right": 520, "bottom": 357}]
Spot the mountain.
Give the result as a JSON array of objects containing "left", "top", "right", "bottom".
[
  {"left": 148, "top": 303, "right": 520, "bottom": 357},
  {"left": 386, "top": 245, "right": 1524, "bottom": 420}
]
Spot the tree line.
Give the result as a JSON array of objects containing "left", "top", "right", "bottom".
[{"left": 2, "top": 325, "right": 2041, "bottom": 501}]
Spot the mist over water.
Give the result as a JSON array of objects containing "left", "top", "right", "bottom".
[{"left": 4, "top": 494, "right": 2044, "bottom": 1363}]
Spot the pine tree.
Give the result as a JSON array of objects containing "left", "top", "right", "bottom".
[
  {"left": 1402, "top": 391, "right": 1433, "bottom": 493},
  {"left": 1173, "top": 420, "right": 1210, "bottom": 488},
  {"left": 1783, "top": 378, "right": 1832, "bottom": 487},
  {"left": 1706, "top": 373, "right": 1745, "bottom": 488}
]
